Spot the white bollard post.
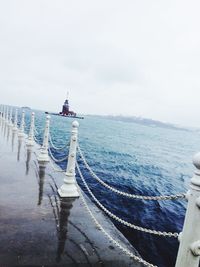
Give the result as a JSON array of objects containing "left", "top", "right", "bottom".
[
  {"left": 6, "top": 107, "right": 9, "bottom": 125},
  {"left": 27, "top": 112, "right": 35, "bottom": 147},
  {"left": 18, "top": 110, "right": 25, "bottom": 137},
  {"left": 13, "top": 109, "right": 18, "bottom": 132},
  {"left": 4, "top": 106, "right": 7, "bottom": 124},
  {"left": 37, "top": 115, "right": 50, "bottom": 164},
  {"left": 58, "top": 121, "right": 79, "bottom": 198},
  {"left": 1, "top": 106, "right": 5, "bottom": 130},
  {"left": 1, "top": 106, "right": 6, "bottom": 130},
  {"left": 9, "top": 108, "right": 13, "bottom": 128},
  {"left": 0, "top": 105, "right": 3, "bottom": 128},
  {"left": 0, "top": 105, "right": 2, "bottom": 126},
  {"left": 4, "top": 106, "right": 7, "bottom": 122},
  {"left": 175, "top": 153, "right": 200, "bottom": 267},
  {"left": 1, "top": 105, "right": 3, "bottom": 120},
  {"left": 1, "top": 105, "right": 3, "bottom": 118}
]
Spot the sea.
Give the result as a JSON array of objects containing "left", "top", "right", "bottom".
[{"left": 22, "top": 109, "right": 200, "bottom": 267}]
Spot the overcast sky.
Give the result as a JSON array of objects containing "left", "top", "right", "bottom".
[{"left": 0, "top": 0, "right": 200, "bottom": 127}]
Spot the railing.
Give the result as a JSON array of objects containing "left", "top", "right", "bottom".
[{"left": 0, "top": 103, "right": 200, "bottom": 267}]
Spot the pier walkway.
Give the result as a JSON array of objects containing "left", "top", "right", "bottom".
[{"left": 0, "top": 127, "right": 142, "bottom": 267}]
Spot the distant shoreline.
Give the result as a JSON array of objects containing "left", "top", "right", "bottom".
[{"left": 87, "top": 114, "right": 190, "bottom": 132}]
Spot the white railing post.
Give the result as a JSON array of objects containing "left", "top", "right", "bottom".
[
  {"left": 1, "top": 106, "right": 5, "bottom": 130},
  {"left": 9, "top": 108, "right": 13, "bottom": 128},
  {"left": 27, "top": 112, "right": 35, "bottom": 147},
  {"left": 6, "top": 106, "right": 9, "bottom": 125},
  {"left": 0, "top": 105, "right": 2, "bottom": 126},
  {"left": 4, "top": 106, "right": 7, "bottom": 124},
  {"left": 2, "top": 106, "right": 5, "bottom": 130},
  {"left": 58, "top": 121, "right": 79, "bottom": 198},
  {"left": 1, "top": 105, "right": 3, "bottom": 124},
  {"left": 37, "top": 115, "right": 50, "bottom": 164},
  {"left": 18, "top": 110, "right": 25, "bottom": 137},
  {"left": 2, "top": 106, "right": 5, "bottom": 123},
  {"left": 175, "top": 153, "right": 200, "bottom": 267},
  {"left": 13, "top": 109, "right": 18, "bottom": 132},
  {"left": 4, "top": 106, "right": 7, "bottom": 122}
]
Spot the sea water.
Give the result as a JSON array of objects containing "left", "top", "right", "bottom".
[{"left": 23, "top": 109, "right": 200, "bottom": 267}]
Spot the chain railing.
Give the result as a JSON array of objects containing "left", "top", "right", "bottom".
[
  {"left": 33, "top": 126, "right": 43, "bottom": 146},
  {"left": 3, "top": 103, "right": 200, "bottom": 267},
  {"left": 34, "top": 126, "right": 39, "bottom": 135},
  {"left": 78, "top": 187, "right": 157, "bottom": 267},
  {"left": 49, "top": 132, "right": 70, "bottom": 151},
  {"left": 78, "top": 145, "right": 186, "bottom": 201},
  {"left": 76, "top": 162, "right": 179, "bottom": 238},
  {"left": 49, "top": 157, "right": 66, "bottom": 173},
  {"left": 33, "top": 134, "right": 41, "bottom": 146},
  {"left": 48, "top": 147, "right": 68, "bottom": 163}
]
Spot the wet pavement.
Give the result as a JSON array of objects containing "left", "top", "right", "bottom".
[{"left": 0, "top": 123, "right": 142, "bottom": 267}]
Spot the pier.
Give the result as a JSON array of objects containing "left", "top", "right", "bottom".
[{"left": 1, "top": 105, "right": 200, "bottom": 267}]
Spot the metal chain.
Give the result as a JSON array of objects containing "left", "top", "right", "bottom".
[
  {"left": 48, "top": 147, "right": 68, "bottom": 163},
  {"left": 78, "top": 187, "right": 157, "bottom": 267},
  {"left": 76, "top": 162, "right": 179, "bottom": 238},
  {"left": 49, "top": 133, "right": 70, "bottom": 151},
  {"left": 49, "top": 158, "right": 65, "bottom": 173},
  {"left": 34, "top": 126, "right": 39, "bottom": 135},
  {"left": 33, "top": 134, "right": 41, "bottom": 146},
  {"left": 78, "top": 145, "right": 185, "bottom": 201}
]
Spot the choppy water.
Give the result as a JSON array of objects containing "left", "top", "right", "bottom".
[{"left": 22, "top": 109, "right": 200, "bottom": 267}]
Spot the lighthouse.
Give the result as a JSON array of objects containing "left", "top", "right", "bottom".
[
  {"left": 62, "top": 99, "right": 69, "bottom": 115},
  {"left": 60, "top": 92, "right": 76, "bottom": 116},
  {"left": 45, "top": 91, "right": 83, "bottom": 119}
]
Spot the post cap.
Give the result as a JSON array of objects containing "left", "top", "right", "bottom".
[
  {"left": 46, "top": 115, "right": 51, "bottom": 120},
  {"left": 72, "top": 120, "right": 79, "bottom": 128},
  {"left": 32, "top": 112, "right": 35, "bottom": 115},
  {"left": 193, "top": 152, "right": 200, "bottom": 170}
]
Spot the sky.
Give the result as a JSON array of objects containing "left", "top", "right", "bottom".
[{"left": 0, "top": 0, "right": 200, "bottom": 127}]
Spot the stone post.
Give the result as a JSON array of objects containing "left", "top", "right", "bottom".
[
  {"left": 6, "top": 106, "right": 9, "bottom": 125},
  {"left": 58, "top": 121, "right": 79, "bottom": 198},
  {"left": 37, "top": 115, "right": 50, "bottom": 164},
  {"left": 9, "top": 108, "right": 13, "bottom": 128},
  {"left": 27, "top": 112, "right": 35, "bottom": 147},
  {"left": 0, "top": 105, "right": 2, "bottom": 127},
  {"left": 1, "top": 106, "right": 5, "bottom": 130},
  {"left": 2, "top": 106, "right": 5, "bottom": 123},
  {"left": 0, "top": 105, "right": 2, "bottom": 125},
  {"left": 175, "top": 153, "right": 200, "bottom": 267},
  {"left": 13, "top": 109, "right": 18, "bottom": 132},
  {"left": 18, "top": 110, "right": 25, "bottom": 138}
]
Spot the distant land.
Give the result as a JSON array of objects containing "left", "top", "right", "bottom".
[
  {"left": 90, "top": 115, "right": 190, "bottom": 132},
  {"left": 21, "top": 106, "right": 31, "bottom": 110}
]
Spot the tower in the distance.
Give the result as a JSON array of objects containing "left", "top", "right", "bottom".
[
  {"left": 60, "top": 92, "right": 76, "bottom": 116},
  {"left": 62, "top": 92, "right": 70, "bottom": 115}
]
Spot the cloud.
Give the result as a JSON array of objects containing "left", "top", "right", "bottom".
[{"left": 0, "top": 0, "right": 200, "bottom": 127}]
